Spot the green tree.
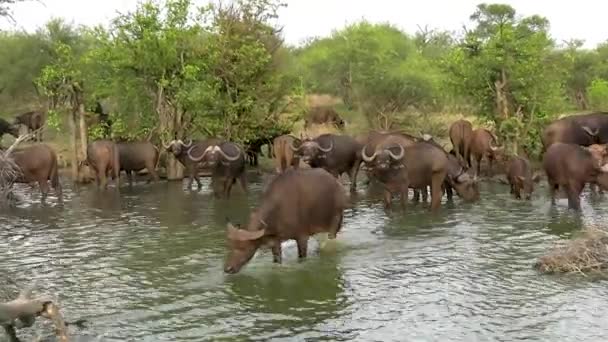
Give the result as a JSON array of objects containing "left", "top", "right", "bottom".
[{"left": 587, "top": 79, "right": 608, "bottom": 110}]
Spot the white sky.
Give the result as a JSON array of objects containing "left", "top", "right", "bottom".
[{"left": 1, "top": 0, "right": 606, "bottom": 48}]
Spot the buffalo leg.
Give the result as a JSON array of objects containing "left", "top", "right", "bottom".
[
  {"left": 383, "top": 189, "right": 392, "bottom": 209},
  {"left": 224, "top": 177, "right": 236, "bottom": 199},
  {"left": 147, "top": 162, "right": 160, "bottom": 183},
  {"left": 400, "top": 183, "right": 409, "bottom": 209},
  {"left": 430, "top": 173, "right": 444, "bottom": 211},
  {"left": 98, "top": 169, "right": 107, "bottom": 189},
  {"left": 547, "top": 180, "right": 557, "bottom": 205},
  {"left": 567, "top": 181, "right": 583, "bottom": 210},
  {"left": 445, "top": 182, "right": 453, "bottom": 201},
  {"left": 475, "top": 155, "right": 482, "bottom": 178},
  {"left": 238, "top": 172, "right": 248, "bottom": 194},
  {"left": 421, "top": 187, "right": 428, "bottom": 202},
  {"left": 488, "top": 155, "right": 495, "bottom": 176},
  {"left": 127, "top": 171, "right": 134, "bottom": 186},
  {"left": 295, "top": 236, "right": 309, "bottom": 259},
  {"left": 513, "top": 185, "right": 521, "bottom": 199},
  {"left": 328, "top": 213, "right": 343, "bottom": 238},
  {"left": 348, "top": 161, "right": 361, "bottom": 192},
  {"left": 39, "top": 180, "right": 50, "bottom": 201},
  {"left": 272, "top": 241, "right": 282, "bottom": 264},
  {"left": 413, "top": 189, "right": 420, "bottom": 203}
]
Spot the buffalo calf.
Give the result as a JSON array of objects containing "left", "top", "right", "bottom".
[{"left": 506, "top": 156, "right": 540, "bottom": 200}]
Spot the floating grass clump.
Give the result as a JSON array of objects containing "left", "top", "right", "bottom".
[{"left": 536, "top": 227, "right": 608, "bottom": 274}]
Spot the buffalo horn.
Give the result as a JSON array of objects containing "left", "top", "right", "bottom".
[
  {"left": 361, "top": 145, "right": 377, "bottom": 163},
  {"left": 188, "top": 145, "right": 213, "bottom": 162},
  {"left": 289, "top": 139, "right": 300, "bottom": 152},
  {"left": 582, "top": 126, "right": 599, "bottom": 137},
  {"left": 318, "top": 140, "right": 333, "bottom": 153},
  {"left": 388, "top": 144, "right": 405, "bottom": 160},
  {"left": 162, "top": 140, "right": 175, "bottom": 149},
  {"left": 217, "top": 145, "right": 242, "bottom": 161},
  {"left": 227, "top": 224, "right": 265, "bottom": 241},
  {"left": 183, "top": 139, "right": 193, "bottom": 147}
]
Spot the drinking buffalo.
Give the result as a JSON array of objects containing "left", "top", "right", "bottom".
[
  {"left": 273, "top": 134, "right": 299, "bottom": 173},
  {"left": 470, "top": 128, "right": 503, "bottom": 176},
  {"left": 224, "top": 168, "right": 348, "bottom": 274},
  {"left": 11, "top": 144, "right": 62, "bottom": 200},
  {"left": 541, "top": 112, "right": 608, "bottom": 151},
  {"left": 361, "top": 139, "right": 408, "bottom": 209},
  {"left": 449, "top": 119, "right": 473, "bottom": 167},
  {"left": 13, "top": 111, "right": 44, "bottom": 141},
  {"left": 165, "top": 138, "right": 221, "bottom": 189},
  {"left": 291, "top": 134, "right": 362, "bottom": 192},
  {"left": 304, "top": 106, "right": 345, "bottom": 129},
  {"left": 188, "top": 141, "right": 247, "bottom": 198},
  {"left": 0, "top": 118, "right": 19, "bottom": 139},
  {"left": 543, "top": 143, "right": 608, "bottom": 210},
  {"left": 117, "top": 141, "right": 160, "bottom": 185},
  {"left": 86, "top": 140, "right": 120, "bottom": 189},
  {"left": 506, "top": 156, "right": 541, "bottom": 200}
]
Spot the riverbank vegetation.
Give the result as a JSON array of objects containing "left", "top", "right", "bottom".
[
  {"left": 1, "top": 0, "right": 608, "bottom": 177},
  {"left": 536, "top": 227, "right": 608, "bottom": 275}
]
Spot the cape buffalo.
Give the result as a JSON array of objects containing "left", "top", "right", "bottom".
[
  {"left": 541, "top": 112, "right": 608, "bottom": 151},
  {"left": 449, "top": 119, "right": 473, "bottom": 167},
  {"left": 86, "top": 140, "right": 120, "bottom": 189},
  {"left": 304, "top": 106, "right": 345, "bottom": 129},
  {"left": 188, "top": 141, "right": 247, "bottom": 198},
  {"left": 117, "top": 141, "right": 160, "bottom": 185},
  {"left": 361, "top": 138, "right": 408, "bottom": 209},
  {"left": 543, "top": 142, "right": 608, "bottom": 210},
  {"left": 470, "top": 128, "right": 504, "bottom": 177},
  {"left": 224, "top": 168, "right": 348, "bottom": 274},
  {"left": 291, "top": 133, "right": 362, "bottom": 192},
  {"left": 506, "top": 156, "right": 541, "bottom": 200},
  {"left": 0, "top": 118, "right": 19, "bottom": 139},
  {"left": 165, "top": 138, "right": 221, "bottom": 189},
  {"left": 11, "top": 144, "right": 62, "bottom": 201},
  {"left": 273, "top": 134, "right": 299, "bottom": 173},
  {"left": 13, "top": 111, "right": 44, "bottom": 141}
]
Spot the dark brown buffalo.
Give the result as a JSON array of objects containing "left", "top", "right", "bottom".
[
  {"left": 117, "top": 141, "right": 160, "bottom": 185},
  {"left": 420, "top": 135, "right": 480, "bottom": 202},
  {"left": 541, "top": 112, "right": 608, "bottom": 151},
  {"left": 273, "top": 134, "right": 299, "bottom": 173},
  {"left": 11, "top": 144, "right": 62, "bottom": 200},
  {"left": 361, "top": 138, "right": 409, "bottom": 208},
  {"left": 469, "top": 128, "right": 503, "bottom": 176},
  {"left": 0, "top": 118, "right": 19, "bottom": 139},
  {"left": 165, "top": 138, "right": 222, "bottom": 189},
  {"left": 543, "top": 143, "right": 608, "bottom": 210},
  {"left": 13, "top": 111, "right": 44, "bottom": 141},
  {"left": 86, "top": 140, "right": 120, "bottom": 189},
  {"left": 188, "top": 141, "right": 247, "bottom": 198},
  {"left": 290, "top": 133, "right": 362, "bottom": 192},
  {"left": 506, "top": 156, "right": 541, "bottom": 200},
  {"left": 224, "top": 168, "right": 348, "bottom": 274},
  {"left": 304, "top": 106, "right": 345, "bottom": 129},
  {"left": 449, "top": 119, "right": 473, "bottom": 167}
]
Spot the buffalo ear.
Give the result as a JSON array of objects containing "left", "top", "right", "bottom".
[{"left": 226, "top": 224, "right": 265, "bottom": 241}]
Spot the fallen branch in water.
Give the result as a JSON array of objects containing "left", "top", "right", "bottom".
[
  {"left": 535, "top": 227, "right": 608, "bottom": 274},
  {"left": 0, "top": 133, "right": 34, "bottom": 202},
  {"left": 0, "top": 284, "right": 86, "bottom": 342}
]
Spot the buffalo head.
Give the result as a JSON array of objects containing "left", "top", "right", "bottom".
[
  {"left": 188, "top": 144, "right": 241, "bottom": 166},
  {"left": 361, "top": 144, "right": 405, "bottom": 171},
  {"left": 290, "top": 138, "right": 333, "bottom": 164},
  {"left": 224, "top": 220, "right": 266, "bottom": 274},
  {"left": 449, "top": 169, "right": 480, "bottom": 202},
  {"left": 518, "top": 172, "right": 542, "bottom": 200},
  {"left": 164, "top": 139, "right": 193, "bottom": 156}
]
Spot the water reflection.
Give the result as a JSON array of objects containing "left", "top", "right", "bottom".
[{"left": 2, "top": 176, "right": 608, "bottom": 341}]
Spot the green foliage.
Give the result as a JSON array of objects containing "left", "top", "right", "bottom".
[{"left": 587, "top": 79, "right": 608, "bottom": 110}]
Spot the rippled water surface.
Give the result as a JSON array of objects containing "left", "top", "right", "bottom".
[{"left": 3, "top": 173, "right": 608, "bottom": 341}]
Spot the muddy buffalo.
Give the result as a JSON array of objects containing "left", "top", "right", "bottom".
[
  {"left": 449, "top": 119, "right": 473, "bottom": 167},
  {"left": 273, "top": 134, "right": 299, "bottom": 173},
  {"left": 541, "top": 112, "right": 608, "bottom": 151},
  {"left": 304, "top": 106, "right": 345, "bottom": 129},
  {"left": 506, "top": 156, "right": 541, "bottom": 200},
  {"left": 13, "top": 111, "right": 44, "bottom": 141},
  {"left": 165, "top": 138, "right": 221, "bottom": 189},
  {"left": 0, "top": 118, "right": 19, "bottom": 139},
  {"left": 117, "top": 141, "right": 160, "bottom": 185},
  {"left": 543, "top": 142, "right": 608, "bottom": 210},
  {"left": 86, "top": 140, "right": 120, "bottom": 189},
  {"left": 11, "top": 144, "right": 62, "bottom": 200},
  {"left": 291, "top": 133, "right": 362, "bottom": 192},
  {"left": 469, "top": 128, "right": 503, "bottom": 176},
  {"left": 188, "top": 141, "right": 247, "bottom": 198},
  {"left": 224, "top": 168, "right": 348, "bottom": 274}
]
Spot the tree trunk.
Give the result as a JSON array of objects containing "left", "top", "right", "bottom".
[
  {"left": 78, "top": 102, "right": 88, "bottom": 182},
  {"left": 68, "top": 111, "right": 79, "bottom": 182},
  {"left": 155, "top": 83, "right": 184, "bottom": 181},
  {"left": 495, "top": 68, "right": 510, "bottom": 120}
]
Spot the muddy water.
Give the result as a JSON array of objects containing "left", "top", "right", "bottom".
[{"left": 2, "top": 174, "right": 608, "bottom": 341}]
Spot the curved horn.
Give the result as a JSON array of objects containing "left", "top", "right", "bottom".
[
  {"left": 227, "top": 224, "right": 265, "bottom": 241},
  {"left": 318, "top": 140, "right": 333, "bottom": 153},
  {"left": 183, "top": 139, "right": 193, "bottom": 147},
  {"left": 289, "top": 139, "right": 301, "bottom": 152},
  {"left": 361, "top": 145, "right": 378, "bottom": 163},
  {"left": 188, "top": 145, "right": 212, "bottom": 162},
  {"left": 388, "top": 144, "right": 405, "bottom": 160},
  {"left": 217, "top": 145, "right": 242, "bottom": 161},
  {"left": 163, "top": 140, "right": 174, "bottom": 149}
]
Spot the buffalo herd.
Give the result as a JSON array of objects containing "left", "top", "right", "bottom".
[{"left": 4, "top": 110, "right": 608, "bottom": 273}]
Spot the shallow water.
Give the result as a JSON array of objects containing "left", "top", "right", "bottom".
[{"left": 2, "top": 173, "right": 608, "bottom": 341}]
